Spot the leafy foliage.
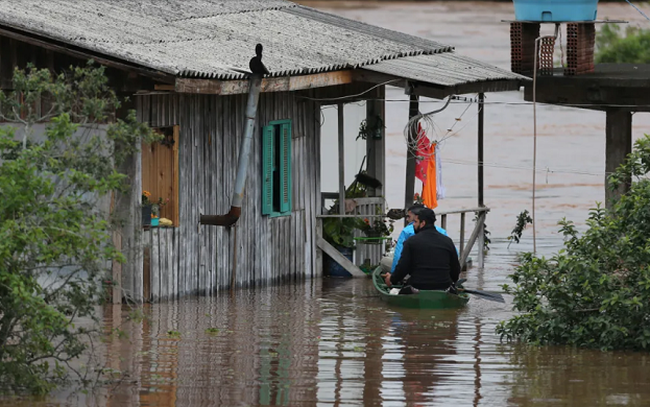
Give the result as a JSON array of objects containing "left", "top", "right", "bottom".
[
  {"left": 497, "top": 134, "right": 650, "bottom": 351},
  {"left": 358, "top": 217, "right": 394, "bottom": 238},
  {"left": 323, "top": 217, "right": 365, "bottom": 249},
  {"left": 0, "top": 63, "right": 158, "bottom": 394},
  {"left": 507, "top": 210, "right": 533, "bottom": 248},
  {"left": 357, "top": 114, "right": 384, "bottom": 141},
  {"left": 596, "top": 24, "right": 650, "bottom": 64}
]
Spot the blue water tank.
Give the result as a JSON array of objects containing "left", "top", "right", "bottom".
[{"left": 513, "top": 0, "right": 599, "bottom": 22}]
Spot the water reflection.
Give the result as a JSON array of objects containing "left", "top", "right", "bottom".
[
  {"left": 4, "top": 253, "right": 650, "bottom": 407},
  {"left": 504, "top": 345, "right": 650, "bottom": 407},
  {"left": 97, "top": 279, "right": 480, "bottom": 407},
  {"left": 316, "top": 280, "right": 464, "bottom": 407}
]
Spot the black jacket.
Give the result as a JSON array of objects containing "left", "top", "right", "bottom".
[{"left": 390, "top": 225, "right": 460, "bottom": 289}]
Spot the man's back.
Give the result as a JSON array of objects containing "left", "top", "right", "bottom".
[
  {"left": 390, "top": 223, "right": 449, "bottom": 273},
  {"left": 390, "top": 226, "right": 460, "bottom": 290}
]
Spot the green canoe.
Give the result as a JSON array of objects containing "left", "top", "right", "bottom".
[{"left": 372, "top": 267, "right": 470, "bottom": 309}]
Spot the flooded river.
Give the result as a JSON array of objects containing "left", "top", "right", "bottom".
[
  {"left": 11, "top": 252, "right": 650, "bottom": 407},
  {"left": 4, "top": 1, "right": 650, "bottom": 406}
]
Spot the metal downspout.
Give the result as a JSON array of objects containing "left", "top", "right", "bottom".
[{"left": 200, "top": 74, "right": 263, "bottom": 226}]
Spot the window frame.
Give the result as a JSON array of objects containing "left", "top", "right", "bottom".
[
  {"left": 261, "top": 119, "right": 292, "bottom": 218},
  {"left": 141, "top": 125, "right": 180, "bottom": 226}
]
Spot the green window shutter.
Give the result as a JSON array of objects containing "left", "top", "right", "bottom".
[
  {"left": 279, "top": 121, "right": 292, "bottom": 214},
  {"left": 262, "top": 125, "right": 274, "bottom": 215}
]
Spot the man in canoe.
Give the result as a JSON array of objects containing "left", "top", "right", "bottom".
[
  {"left": 383, "top": 208, "right": 460, "bottom": 293},
  {"left": 380, "top": 204, "right": 449, "bottom": 275}
]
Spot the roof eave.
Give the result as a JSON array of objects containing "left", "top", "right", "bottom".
[
  {"left": 354, "top": 69, "right": 526, "bottom": 99},
  {"left": 0, "top": 24, "right": 176, "bottom": 83}
]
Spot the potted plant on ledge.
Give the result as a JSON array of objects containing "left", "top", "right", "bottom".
[
  {"left": 142, "top": 191, "right": 169, "bottom": 227},
  {"left": 358, "top": 217, "right": 394, "bottom": 240},
  {"left": 322, "top": 216, "right": 364, "bottom": 277}
]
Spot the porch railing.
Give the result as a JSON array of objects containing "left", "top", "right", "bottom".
[
  {"left": 438, "top": 207, "right": 490, "bottom": 269},
  {"left": 315, "top": 206, "right": 490, "bottom": 277}
]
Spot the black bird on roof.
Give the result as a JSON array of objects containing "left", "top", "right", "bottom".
[{"left": 249, "top": 43, "right": 270, "bottom": 76}]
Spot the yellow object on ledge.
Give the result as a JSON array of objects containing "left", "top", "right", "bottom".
[{"left": 159, "top": 218, "right": 173, "bottom": 227}]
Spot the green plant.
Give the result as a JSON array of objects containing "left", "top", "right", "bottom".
[
  {"left": 323, "top": 217, "right": 364, "bottom": 249},
  {"left": 358, "top": 207, "right": 394, "bottom": 240},
  {"left": 358, "top": 217, "right": 394, "bottom": 238},
  {"left": 357, "top": 114, "right": 384, "bottom": 140},
  {"left": 596, "top": 23, "right": 650, "bottom": 64},
  {"left": 322, "top": 182, "right": 370, "bottom": 248},
  {"left": 497, "top": 134, "right": 650, "bottom": 351},
  {"left": 345, "top": 178, "right": 368, "bottom": 199},
  {"left": 473, "top": 212, "right": 491, "bottom": 252},
  {"left": 0, "top": 63, "right": 158, "bottom": 395},
  {"left": 142, "top": 191, "right": 168, "bottom": 217},
  {"left": 507, "top": 210, "right": 533, "bottom": 248}
]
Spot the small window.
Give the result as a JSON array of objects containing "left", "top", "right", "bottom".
[
  {"left": 142, "top": 125, "right": 180, "bottom": 226},
  {"left": 262, "top": 120, "right": 292, "bottom": 217}
]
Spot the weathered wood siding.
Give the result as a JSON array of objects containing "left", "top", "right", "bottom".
[{"left": 136, "top": 91, "right": 322, "bottom": 299}]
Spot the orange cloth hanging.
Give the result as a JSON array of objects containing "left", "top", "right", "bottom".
[{"left": 421, "top": 142, "right": 438, "bottom": 209}]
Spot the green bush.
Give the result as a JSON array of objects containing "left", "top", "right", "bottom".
[
  {"left": 497, "top": 134, "right": 650, "bottom": 351},
  {"left": 596, "top": 24, "right": 650, "bottom": 64},
  {"left": 0, "top": 63, "right": 157, "bottom": 394}
]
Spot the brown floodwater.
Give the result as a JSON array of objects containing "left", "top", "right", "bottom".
[
  {"left": 7, "top": 256, "right": 650, "bottom": 407},
  {"left": 4, "top": 1, "right": 650, "bottom": 406}
]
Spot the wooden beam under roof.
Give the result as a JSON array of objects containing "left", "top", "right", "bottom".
[
  {"left": 175, "top": 70, "right": 354, "bottom": 95},
  {"left": 353, "top": 69, "right": 524, "bottom": 99}
]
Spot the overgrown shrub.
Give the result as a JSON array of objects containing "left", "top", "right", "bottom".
[
  {"left": 0, "top": 63, "right": 157, "bottom": 394},
  {"left": 497, "top": 134, "right": 650, "bottom": 351}
]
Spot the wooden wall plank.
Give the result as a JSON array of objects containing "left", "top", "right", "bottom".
[
  {"left": 143, "top": 233, "right": 151, "bottom": 302},
  {"left": 151, "top": 229, "right": 159, "bottom": 302},
  {"left": 172, "top": 227, "right": 178, "bottom": 300},
  {"left": 172, "top": 125, "right": 180, "bottom": 226},
  {"left": 136, "top": 85, "right": 334, "bottom": 300}
]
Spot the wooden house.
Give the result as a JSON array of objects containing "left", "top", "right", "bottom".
[{"left": 0, "top": 0, "right": 525, "bottom": 302}]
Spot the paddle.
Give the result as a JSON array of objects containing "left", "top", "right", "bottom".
[{"left": 459, "top": 288, "right": 505, "bottom": 303}]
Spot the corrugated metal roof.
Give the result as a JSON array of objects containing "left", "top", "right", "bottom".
[
  {"left": 363, "top": 53, "right": 527, "bottom": 87},
  {"left": 0, "top": 0, "right": 453, "bottom": 80}
]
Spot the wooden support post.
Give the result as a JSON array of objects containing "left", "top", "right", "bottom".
[
  {"left": 460, "top": 212, "right": 486, "bottom": 269},
  {"left": 605, "top": 109, "right": 632, "bottom": 207},
  {"left": 459, "top": 212, "right": 466, "bottom": 258},
  {"left": 366, "top": 86, "right": 386, "bottom": 197},
  {"left": 315, "top": 218, "right": 324, "bottom": 278},
  {"left": 338, "top": 103, "right": 346, "bottom": 215},
  {"left": 477, "top": 93, "right": 486, "bottom": 269},
  {"left": 478, "top": 93, "right": 485, "bottom": 208},
  {"left": 405, "top": 94, "right": 419, "bottom": 221},
  {"left": 111, "top": 232, "right": 122, "bottom": 304},
  {"left": 478, "top": 221, "right": 485, "bottom": 269}
]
